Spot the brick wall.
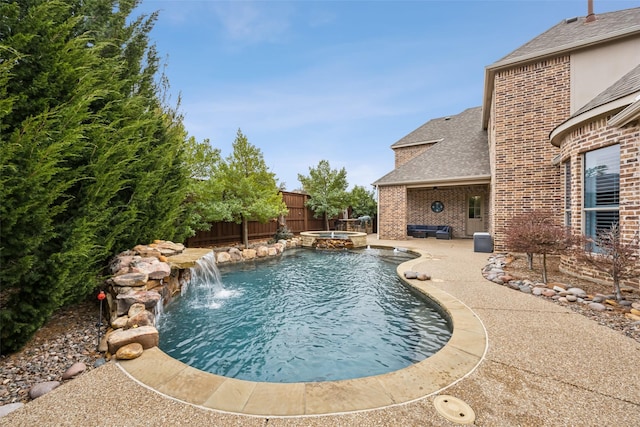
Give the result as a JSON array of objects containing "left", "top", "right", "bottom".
[
  {"left": 558, "top": 116, "right": 640, "bottom": 287},
  {"left": 394, "top": 144, "right": 432, "bottom": 168},
  {"left": 407, "top": 185, "right": 490, "bottom": 238},
  {"left": 491, "top": 57, "right": 570, "bottom": 251},
  {"left": 378, "top": 185, "right": 407, "bottom": 239}
]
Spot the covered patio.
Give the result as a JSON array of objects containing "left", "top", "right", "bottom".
[{"left": 373, "top": 107, "right": 491, "bottom": 241}]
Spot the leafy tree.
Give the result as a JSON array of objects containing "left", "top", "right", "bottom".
[
  {"left": 573, "top": 223, "right": 639, "bottom": 301},
  {"left": 182, "top": 136, "right": 231, "bottom": 232},
  {"left": 219, "top": 129, "right": 287, "bottom": 248},
  {"left": 298, "top": 160, "right": 350, "bottom": 230},
  {"left": 349, "top": 185, "right": 377, "bottom": 218},
  {"left": 504, "top": 210, "right": 570, "bottom": 283}
]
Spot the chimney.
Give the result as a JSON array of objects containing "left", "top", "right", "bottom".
[{"left": 585, "top": 0, "right": 597, "bottom": 23}]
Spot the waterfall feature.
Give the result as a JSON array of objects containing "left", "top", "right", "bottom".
[
  {"left": 188, "top": 251, "right": 239, "bottom": 309},
  {"left": 154, "top": 293, "right": 165, "bottom": 323},
  {"left": 191, "top": 251, "right": 224, "bottom": 289}
]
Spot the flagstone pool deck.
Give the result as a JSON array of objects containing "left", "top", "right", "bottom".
[{"left": 2, "top": 237, "right": 639, "bottom": 426}]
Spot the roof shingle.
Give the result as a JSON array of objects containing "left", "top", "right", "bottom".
[
  {"left": 573, "top": 63, "right": 640, "bottom": 117},
  {"left": 496, "top": 8, "right": 640, "bottom": 65},
  {"left": 374, "top": 107, "right": 489, "bottom": 186}
]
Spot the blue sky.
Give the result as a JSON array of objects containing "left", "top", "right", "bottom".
[{"left": 133, "top": 0, "right": 638, "bottom": 191}]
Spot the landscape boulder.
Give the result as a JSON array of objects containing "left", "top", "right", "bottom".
[
  {"left": 217, "top": 252, "right": 231, "bottom": 263},
  {"left": 28, "top": 381, "right": 60, "bottom": 399},
  {"left": 115, "top": 290, "right": 161, "bottom": 315},
  {"left": 130, "top": 258, "right": 171, "bottom": 280},
  {"left": 242, "top": 249, "right": 257, "bottom": 260},
  {"left": 404, "top": 271, "right": 418, "bottom": 279},
  {"left": 126, "top": 310, "right": 155, "bottom": 329},
  {"left": 152, "top": 240, "right": 185, "bottom": 256},
  {"left": 62, "top": 362, "right": 86, "bottom": 380},
  {"left": 228, "top": 247, "right": 243, "bottom": 262},
  {"left": 107, "top": 325, "right": 159, "bottom": 354},
  {"left": 111, "top": 272, "right": 149, "bottom": 288},
  {"left": 115, "top": 343, "right": 144, "bottom": 360}
]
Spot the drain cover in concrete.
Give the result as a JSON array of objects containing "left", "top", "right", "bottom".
[{"left": 433, "top": 395, "right": 476, "bottom": 424}]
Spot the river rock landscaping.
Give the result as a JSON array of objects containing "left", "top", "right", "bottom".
[{"left": 486, "top": 253, "right": 640, "bottom": 342}]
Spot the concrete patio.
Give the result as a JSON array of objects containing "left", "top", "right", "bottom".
[{"left": 1, "top": 237, "right": 638, "bottom": 426}]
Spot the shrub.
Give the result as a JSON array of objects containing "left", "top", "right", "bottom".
[
  {"left": 504, "top": 210, "right": 571, "bottom": 283},
  {"left": 572, "top": 223, "right": 639, "bottom": 300}
]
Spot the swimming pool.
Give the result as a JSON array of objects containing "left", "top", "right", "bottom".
[{"left": 157, "top": 247, "right": 452, "bottom": 383}]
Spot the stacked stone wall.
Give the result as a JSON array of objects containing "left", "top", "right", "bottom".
[
  {"left": 491, "top": 57, "right": 570, "bottom": 251},
  {"left": 103, "top": 238, "right": 301, "bottom": 360}
]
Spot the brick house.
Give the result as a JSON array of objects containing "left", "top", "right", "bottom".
[{"left": 373, "top": 7, "right": 639, "bottom": 283}]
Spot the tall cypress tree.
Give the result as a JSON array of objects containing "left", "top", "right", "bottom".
[
  {"left": 0, "top": 0, "right": 194, "bottom": 353},
  {"left": 1, "top": 1, "right": 98, "bottom": 350}
]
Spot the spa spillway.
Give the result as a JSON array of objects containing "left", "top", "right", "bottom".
[{"left": 299, "top": 230, "right": 368, "bottom": 249}]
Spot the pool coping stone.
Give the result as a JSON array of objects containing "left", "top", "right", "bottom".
[{"left": 117, "top": 246, "right": 488, "bottom": 417}]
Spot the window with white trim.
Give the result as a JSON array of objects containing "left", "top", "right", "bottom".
[{"left": 583, "top": 144, "right": 619, "bottom": 241}]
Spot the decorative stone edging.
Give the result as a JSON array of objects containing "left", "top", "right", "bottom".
[
  {"left": 115, "top": 245, "right": 488, "bottom": 417},
  {"left": 482, "top": 253, "right": 640, "bottom": 320}
]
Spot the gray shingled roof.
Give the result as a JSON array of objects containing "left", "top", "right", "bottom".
[
  {"left": 496, "top": 8, "right": 640, "bottom": 64},
  {"left": 373, "top": 107, "right": 489, "bottom": 186},
  {"left": 484, "top": 7, "right": 640, "bottom": 127},
  {"left": 573, "top": 63, "right": 640, "bottom": 117}
]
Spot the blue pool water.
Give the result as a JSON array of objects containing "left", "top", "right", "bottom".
[{"left": 158, "top": 247, "right": 452, "bottom": 383}]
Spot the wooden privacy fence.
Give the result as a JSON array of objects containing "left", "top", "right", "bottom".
[{"left": 186, "top": 191, "right": 329, "bottom": 247}]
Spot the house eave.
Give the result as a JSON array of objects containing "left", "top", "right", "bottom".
[
  {"left": 375, "top": 175, "right": 491, "bottom": 188},
  {"left": 608, "top": 95, "right": 640, "bottom": 127},
  {"left": 392, "top": 138, "right": 443, "bottom": 150},
  {"left": 549, "top": 92, "right": 640, "bottom": 146},
  {"left": 482, "top": 25, "right": 640, "bottom": 129}
]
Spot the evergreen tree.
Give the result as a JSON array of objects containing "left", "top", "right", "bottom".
[
  {"left": 1, "top": 1, "right": 102, "bottom": 351},
  {"left": 297, "top": 160, "right": 349, "bottom": 230},
  {"left": 219, "top": 130, "right": 287, "bottom": 248},
  {"left": 0, "top": 0, "right": 195, "bottom": 353}
]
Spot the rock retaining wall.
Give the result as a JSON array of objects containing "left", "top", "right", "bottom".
[{"left": 103, "top": 238, "right": 302, "bottom": 360}]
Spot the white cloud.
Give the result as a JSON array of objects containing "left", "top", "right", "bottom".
[
  {"left": 211, "top": 2, "right": 294, "bottom": 44},
  {"left": 181, "top": 57, "right": 446, "bottom": 137}
]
